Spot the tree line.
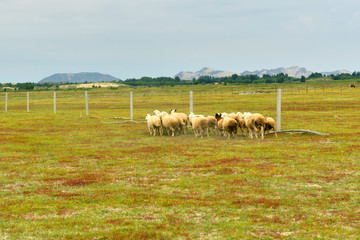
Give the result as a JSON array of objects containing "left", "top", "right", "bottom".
[{"left": 1, "top": 72, "right": 360, "bottom": 91}]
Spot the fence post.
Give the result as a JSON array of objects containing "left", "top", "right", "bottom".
[
  {"left": 54, "top": 92, "right": 56, "bottom": 114},
  {"left": 85, "top": 91, "right": 89, "bottom": 116},
  {"left": 277, "top": 89, "right": 281, "bottom": 131},
  {"left": 27, "top": 92, "right": 29, "bottom": 112},
  {"left": 5, "top": 93, "right": 8, "bottom": 112},
  {"left": 130, "top": 91, "right": 133, "bottom": 120},
  {"left": 190, "top": 91, "right": 193, "bottom": 113}
]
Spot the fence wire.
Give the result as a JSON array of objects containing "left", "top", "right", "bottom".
[{"left": 1, "top": 85, "right": 359, "bottom": 134}]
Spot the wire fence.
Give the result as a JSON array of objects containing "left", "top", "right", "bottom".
[{"left": 1, "top": 85, "right": 359, "bottom": 134}]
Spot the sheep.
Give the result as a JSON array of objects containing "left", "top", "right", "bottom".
[
  {"left": 159, "top": 112, "right": 180, "bottom": 137},
  {"left": 221, "top": 112, "right": 229, "bottom": 117},
  {"left": 188, "top": 112, "right": 204, "bottom": 127},
  {"left": 169, "top": 109, "right": 188, "bottom": 134},
  {"left": 205, "top": 116, "right": 217, "bottom": 135},
  {"left": 236, "top": 112, "right": 247, "bottom": 136},
  {"left": 145, "top": 114, "right": 162, "bottom": 136},
  {"left": 242, "top": 112, "right": 252, "bottom": 119},
  {"left": 226, "top": 112, "right": 246, "bottom": 137},
  {"left": 153, "top": 110, "right": 161, "bottom": 116},
  {"left": 188, "top": 113, "right": 209, "bottom": 138},
  {"left": 264, "top": 116, "right": 277, "bottom": 138},
  {"left": 215, "top": 113, "right": 238, "bottom": 139},
  {"left": 244, "top": 113, "right": 266, "bottom": 139}
]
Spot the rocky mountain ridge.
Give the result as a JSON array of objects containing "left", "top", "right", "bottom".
[{"left": 175, "top": 66, "right": 352, "bottom": 80}]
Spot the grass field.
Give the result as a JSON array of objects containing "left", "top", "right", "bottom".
[{"left": 1, "top": 84, "right": 360, "bottom": 239}]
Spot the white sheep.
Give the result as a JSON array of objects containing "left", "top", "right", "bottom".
[
  {"left": 169, "top": 109, "right": 188, "bottom": 135},
  {"left": 160, "top": 112, "right": 180, "bottom": 137},
  {"left": 244, "top": 113, "right": 265, "bottom": 139},
  {"left": 145, "top": 114, "right": 162, "bottom": 136},
  {"left": 205, "top": 116, "right": 217, "bottom": 135},
  {"left": 188, "top": 113, "right": 209, "bottom": 138},
  {"left": 215, "top": 113, "right": 238, "bottom": 139}
]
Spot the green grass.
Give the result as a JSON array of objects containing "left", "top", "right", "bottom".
[{"left": 1, "top": 84, "right": 360, "bottom": 239}]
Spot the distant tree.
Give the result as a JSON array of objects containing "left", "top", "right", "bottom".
[
  {"left": 231, "top": 74, "right": 239, "bottom": 80},
  {"left": 300, "top": 75, "right": 306, "bottom": 82},
  {"left": 275, "top": 73, "right": 287, "bottom": 83},
  {"left": 308, "top": 72, "right": 323, "bottom": 79},
  {"left": 265, "top": 78, "right": 274, "bottom": 84}
]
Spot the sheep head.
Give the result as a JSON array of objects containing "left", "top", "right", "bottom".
[{"left": 215, "top": 113, "right": 222, "bottom": 121}]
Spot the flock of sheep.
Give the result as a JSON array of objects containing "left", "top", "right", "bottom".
[{"left": 145, "top": 109, "right": 277, "bottom": 139}]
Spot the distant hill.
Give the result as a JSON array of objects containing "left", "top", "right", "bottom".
[
  {"left": 175, "top": 66, "right": 352, "bottom": 80},
  {"left": 175, "top": 67, "right": 240, "bottom": 80},
  {"left": 39, "top": 72, "right": 121, "bottom": 83},
  {"left": 241, "top": 66, "right": 313, "bottom": 78}
]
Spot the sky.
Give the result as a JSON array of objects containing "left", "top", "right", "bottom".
[{"left": 1, "top": 0, "right": 360, "bottom": 83}]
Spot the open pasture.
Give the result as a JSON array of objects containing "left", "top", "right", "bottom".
[{"left": 1, "top": 84, "right": 360, "bottom": 239}]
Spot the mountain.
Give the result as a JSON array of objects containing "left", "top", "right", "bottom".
[
  {"left": 175, "top": 67, "right": 240, "bottom": 80},
  {"left": 175, "top": 66, "right": 352, "bottom": 80},
  {"left": 321, "top": 70, "right": 352, "bottom": 76},
  {"left": 241, "top": 66, "right": 313, "bottom": 78},
  {"left": 39, "top": 72, "right": 121, "bottom": 83}
]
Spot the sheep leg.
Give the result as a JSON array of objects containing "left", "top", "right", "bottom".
[
  {"left": 248, "top": 128, "right": 253, "bottom": 139},
  {"left": 159, "top": 127, "right": 163, "bottom": 136},
  {"left": 193, "top": 129, "right": 198, "bottom": 138},
  {"left": 254, "top": 128, "right": 258, "bottom": 139},
  {"left": 200, "top": 129, "right": 204, "bottom": 138},
  {"left": 183, "top": 125, "right": 187, "bottom": 135},
  {"left": 274, "top": 127, "right": 277, "bottom": 138}
]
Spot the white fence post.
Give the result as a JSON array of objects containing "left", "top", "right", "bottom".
[
  {"left": 5, "top": 93, "right": 8, "bottom": 112},
  {"left": 27, "top": 92, "right": 29, "bottom": 112},
  {"left": 85, "top": 91, "right": 89, "bottom": 116},
  {"left": 190, "top": 91, "right": 193, "bottom": 113},
  {"left": 277, "top": 89, "right": 281, "bottom": 131},
  {"left": 54, "top": 92, "right": 56, "bottom": 114},
  {"left": 130, "top": 91, "right": 133, "bottom": 120}
]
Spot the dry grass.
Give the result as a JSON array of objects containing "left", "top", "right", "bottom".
[{"left": 0, "top": 84, "right": 359, "bottom": 239}]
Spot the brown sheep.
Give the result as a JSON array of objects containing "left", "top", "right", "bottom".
[
  {"left": 215, "top": 113, "right": 238, "bottom": 139},
  {"left": 244, "top": 113, "right": 266, "bottom": 139},
  {"left": 160, "top": 112, "right": 180, "bottom": 137},
  {"left": 264, "top": 116, "right": 277, "bottom": 138}
]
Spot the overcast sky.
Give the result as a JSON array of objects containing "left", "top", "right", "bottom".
[{"left": 1, "top": 0, "right": 360, "bottom": 83}]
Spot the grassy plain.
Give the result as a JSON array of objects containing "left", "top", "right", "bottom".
[{"left": 1, "top": 83, "right": 360, "bottom": 239}]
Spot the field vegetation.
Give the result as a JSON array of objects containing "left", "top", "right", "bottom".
[{"left": 0, "top": 83, "right": 359, "bottom": 239}]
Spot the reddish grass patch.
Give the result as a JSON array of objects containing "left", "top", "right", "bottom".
[
  {"left": 63, "top": 173, "right": 102, "bottom": 187},
  {"left": 233, "top": 197, "right": 281, "bottom": 208},
  {"left": 106, "top": 219, "right": 130, "bottom": 226}
]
